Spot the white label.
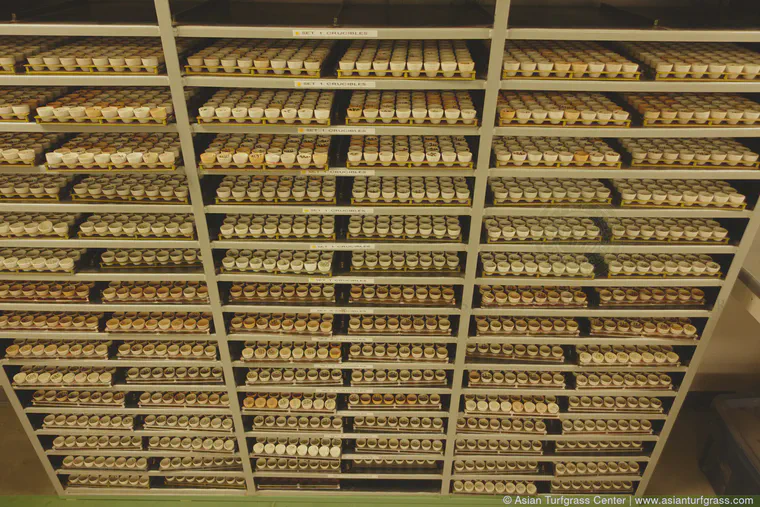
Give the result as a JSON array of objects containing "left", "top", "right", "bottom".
[
  {"left": 295, "top": 80, "right": 376, "bottom": 89},
  {"left": 322, "top": 386, "right": 374, "bottom": 393},
  {"left": 327, "top": 386, "right": 373, "bottom": 393},
  {"left": 293, "top": 29, "right": 378, "bottom": 38},
  {"left": 302, "top": 207, "right": 373, "bottom": 215},
  {"left": 314, "top": 363, "right": 341, "bottom": 369},
  {"left": 297, "top": 127, "right": 375, "bottom": 135},
  {"left": 348, "top": 363, "right": 374, "bottom": 370},
  {"left": 314, "top": 336, "right": 373, "bottom": 343},
  {"left": 326, "top": 168, "right": 376, "bottom": 176},
  {"left": 310, "top": 307, "right": 371, "bottom": 315},
  {"left": 310, "top": 243, "right": 374, "bottom": 251},
  {"left": 298, "top": 168, "right": 374, "bottom": 176},
  {"left": 310, "top": 277, "right": 374, "bottom": 284},
  {"left": 309, "top": 277, "right": 374, "bottom": 284}
]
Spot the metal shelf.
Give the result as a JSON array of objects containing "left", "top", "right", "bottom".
[
  {"left": 471, "top": 307, "right": 710, "bottom": 318},
  {"left": 200, "top": 167, "right": 476, "bottom": 178},
  {"left": 500, "top": 79, "right": 760, "bottom": 93},
  {"left": 484, "top": 207, "right": 753, "bottom": 219},
  {"left": 0, "top": 23, "right": 160, "bottom": 37},
  {"left": 231, "top": 361, "right": 455, "bottom": 371},
  {"left": 0, "top": 123, "right": 178, "bottom": 133},
  {"left": 25, "top": 406, "right": 233, "bottom": 416},
  {"left": 479, "top": 243, "right": 738, "bottom": 254},
  {"left": 0, "top": 74, "right": 170, "bottom": 87},
  {"left": 251, "top": 471, "right": 443, "bottom": 480},
  {"left": 226, "top": 333, "right": 459, "bottom": 344},
  {"left": 16, "top": 384, "right": 228, "bottom": 392},
  {"left": 2, "top": 358, "right": 221, "bottom": 368},
  {"left": 492, "top": 126, "right": 760, "bottom": 138},
  {"left": 205, "top": 204, "right": 473, "bottom": 216},
  {"left": 55, "top": 469, "right": 245, "bottom": 477},
  {"left": 236, "top": 385, "right": 451, "bottom": 394},
  {"left": 488, "top": 166, "right": 760, "bottom": 181},
  {"left": 454, "top": 433, "right": 659, "bottom": 442},
  {"left": 45, "top": 449, "right": 239, "bottom": 458},
  {"left": 455, "top": 454, "right": 650, "bottom": 463},
  {"left": 451, "top": 473, "right": 642, "bottom": 481},
  {"left": 461, "top": 387, "right": 678, "bottom": 397},
  {"left": 184, "top": 75, "right": 487, "bottom": 90},
  {"left": 245, "top": 431, "right": 445, "bottom": 440},
  {"left": 0, "top": 333, "right": 219, "bottom": 342},
  {"left": 0, "top": 0, "right": 756, "bottom": 499},
  {"left": 473, "top": 277, "right": 724, "bottom": 288},
  {"left": 176, "top": 25, "right": 492, "bottom": 39},
  {"left": 222, "top": 305, "right": 462, "bottom": 316},
  {"left": 0, "top": 303, "right": 211, "bottom": 312},
  {"left": 0, "top": 239, "right": 200, "bottom": 249},
  {"left": 0, "top": 271, "right": 206, "bottom": 282},
  {"left": 462, "top": 363, "right": 689, "bottom": 373},
  {"left": 212, "top": 240, "right": 466, "bottom": 252},
  {"left": 0, "top": 202, "right": 193, "bottom": 214},
  {"left": 467, "top": 335, "right": 700, "bottom": 346},
  {"left": 217, "top": 273, "right": 468, "bottom": 285},
  {"left": 192, "top": 124, "right": 481, "bottom": 136},
  {"left": 340, "top": 452, "right": 444, "bottom": 461}
]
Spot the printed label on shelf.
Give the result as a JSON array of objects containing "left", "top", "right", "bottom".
[
  {"left": 347, "top": 363, "right": 374, "bottom": 370},
  {"left": 301, "top": 207, "right": 374, "bottom": 215},
  {"left": 298, "top": 168, "right": 374, "bottom": 176},
  {"left": 295, "top": 80, "right": 376, "bottom": 89},
  {"left": 313, "top": 363, "right": 341, "bottom": 370},
  {"left": 327, "top": 168, "right": 377, "bottom": 176},
  {"left": 313, "top": 336, "right": 373, "bottom": 343},
  {"left": 297, "top": 127, "right": 376, "bottom": 135},
  {"left": 309, "top": 277, "right": 375, "bottom": 284},
  {"left": 310, "top": 243, "right": 375, "bottom": 251},
  {"left": 322, "top": 386, "right": 373, "bottom": 393},
  {"left": 309, "top": 308, "right": 372, "bottom": 315},
  {"left": 293, "top": 29, "right": 378, "bottom": 38}
]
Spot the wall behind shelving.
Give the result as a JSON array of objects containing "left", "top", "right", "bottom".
[{"left": 693, "top": 238, "right": 760, "bottom": 391}]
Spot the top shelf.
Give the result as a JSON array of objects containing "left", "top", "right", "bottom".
[
  {"left": 0, "top": 0, "right": 158, "bottom": 35},
  {"left": 1, "top": 3, "right": 759, "bottom": 43},
  {"left": 0, "top": 23, "right": 159, "bottom": 37},
  {"left": 173, "top": 1, "right": 493, "bottom": 39},
  {"left": 506, "top": 5, "right": 760, "bottom": 42}
]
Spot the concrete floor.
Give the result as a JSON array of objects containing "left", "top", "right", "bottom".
[
  {"left": 646, "top": 406, "right": 715, "bottom": 495},
  {"left": 0, "top": 401, "right": 55, "bottom": 495},
  {"left": 0, "top": 401, "right": 714, "bottom": 497}
]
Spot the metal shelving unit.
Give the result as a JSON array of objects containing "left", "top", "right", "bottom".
[{"left": 0, "top": 0, "right": 758, "bottom": 498}]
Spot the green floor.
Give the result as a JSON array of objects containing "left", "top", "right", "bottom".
[{"left": 0, "top": 497, "right": 510, "bottom": 507}]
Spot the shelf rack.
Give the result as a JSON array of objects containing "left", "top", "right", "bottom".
[{"left": 0, "top": 0, "right": 758, "bottom": 498}]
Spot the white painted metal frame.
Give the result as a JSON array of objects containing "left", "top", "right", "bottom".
[{"left": 0, "top": 0, "right": 757, "bottom": 498}]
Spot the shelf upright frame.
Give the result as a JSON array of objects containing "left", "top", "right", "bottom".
[
  {"left": 153, "top": 0, "right": 256, "bottom": 493},
  {"left": 439, "top": 0, "right": 511, "bottom": 495}
]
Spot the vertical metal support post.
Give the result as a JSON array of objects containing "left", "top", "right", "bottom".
[
  {"left": 440, "top": 0, "right": 511, "bottom": 494},
  {"left": 153, "top": 0, "right": 256, "bottom": 493}
]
